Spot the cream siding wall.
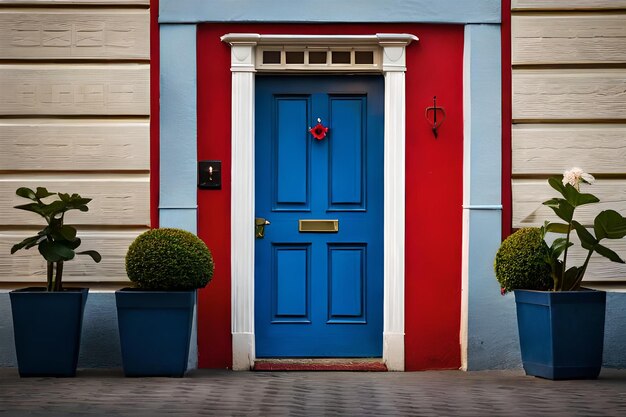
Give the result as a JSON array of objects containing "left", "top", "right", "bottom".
[
  {"left": 511, "top": 2, "right": 626, "bottom": 282},
  {"left": 0, "top": 0, "right": 150, "bottom": 285}
]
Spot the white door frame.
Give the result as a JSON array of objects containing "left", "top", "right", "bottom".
[{"left": 222, "top": 33, "right": 417, "bottom": 370}]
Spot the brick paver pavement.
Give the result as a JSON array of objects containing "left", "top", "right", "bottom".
[{"left": 1, "top": 368, "right": 626, "bottom": 416}]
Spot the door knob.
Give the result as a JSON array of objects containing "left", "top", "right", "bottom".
[{"left": 255, "top": 218, "right": 270, "bottom": 239}]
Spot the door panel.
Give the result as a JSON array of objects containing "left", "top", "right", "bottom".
[
  {"left": 255, "top": 75, "right": 383, "bottom": 357},
  {"left": 328, "top": 244, "right": 366, "bottom": 321},
  {"left": 273, "top": 244, "right": 310, "bottom": 322},
  {"left": 275, "top": 97, "right": 310, "bottom": 207},
  {"left": 329, "top": 96, "right": 365, "bottom": 208}
]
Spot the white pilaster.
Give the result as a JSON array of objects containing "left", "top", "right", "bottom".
[
  {"left": 379, "top": 35, "right": 413, "bottom": 371},
  {"left": 224, "top": 36, "right": 257, "bottom": 370}
]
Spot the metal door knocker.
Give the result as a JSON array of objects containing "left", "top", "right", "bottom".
[{"left": 425, "top": 96, "right": 446, "bottom": 139}]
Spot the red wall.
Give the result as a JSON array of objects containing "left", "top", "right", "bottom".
[{"left": 192, "top": 23, "right": 464, "bottom": 370}]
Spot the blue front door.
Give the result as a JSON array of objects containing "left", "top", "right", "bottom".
[{"left": 255, "top": 75, "right": 384, "bottom": 357}]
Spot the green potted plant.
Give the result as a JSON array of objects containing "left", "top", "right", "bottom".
[
  {"left": 495, "top": 168, "right": 626, "bottom": 380},
  {"left": 116, "top": 228, "right": 214, "bottom": 377},
  {"left": 9, "top": 187, "right": 101, "bottom": 377}
]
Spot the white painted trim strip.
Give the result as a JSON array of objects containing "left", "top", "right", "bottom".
[
  {"left": 462, "top": 205, "right": 503, "bottom": 210},
  {"left": 159, "top": 206, "right": 199, "bottom": 209},
  {"left": 221, "top": 33, "right": 418, "bottom": 45}
]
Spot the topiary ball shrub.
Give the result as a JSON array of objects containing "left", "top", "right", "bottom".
[
  {"left": 494, "top": 227, "right": 552, "bottom": 294},
  {"left": 126, "top": 228, "right": 214, "bottom": 291}
]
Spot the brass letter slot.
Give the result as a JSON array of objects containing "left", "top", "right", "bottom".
[{"left": 299, "top": 219, "right": 339, "bottom": 233}]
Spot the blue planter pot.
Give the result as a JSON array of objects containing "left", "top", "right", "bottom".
[
  {"left": 115, "top": 288, "right": 195, "bottom": 377},
  {"left": 514, "top": 289, "right": 606, "bottom": 380},
  {"left": 9, "top": 287, "right": 89, "bottom": 377}
]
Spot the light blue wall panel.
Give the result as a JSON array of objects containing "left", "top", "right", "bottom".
[
  {"left": 463, "top": 24, "right": 509, "bottom": 370},
  {"left": 465, "top": 212, "right": 521, "bottom": 370},
  {"left": 160, "top": 24, "right": 198, "bottom": 234},
  {"left": 603, "top": 293, "right": 626, "bottom": 368},
  {"left": 464, "top": 24, "right": 502, "bottom": 207},
  {"left": 0, "top": 293, "right": 16, "bottom": 367},
  {"left": 159, "top": 209, "right": 198, "bottom": 235},
  {"left": 160, "top": 0, "right": 501, "bottom": 24}
]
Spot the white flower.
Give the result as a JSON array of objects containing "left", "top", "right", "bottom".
[{"left": 562, "top": 167, "right": 595, "bottom": 190}]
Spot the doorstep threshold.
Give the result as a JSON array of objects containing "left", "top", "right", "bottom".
[{"left": 253, "top": 358, "right": 387, "bottom": 371}]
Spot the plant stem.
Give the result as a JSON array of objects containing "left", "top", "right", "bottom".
[
  {"left": 53, "top": 261, "right": 64, "bottom": 291},
  {"left": 561, "top": 225, "right": 573, "bottom": 291},
  {"left": 46, "top": 262, "right": 53, "bottom": 292},
  {"left": 571, "top": 250, "right": 593, "bottom": 291}
]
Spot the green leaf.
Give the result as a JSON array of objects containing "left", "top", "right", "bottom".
[
  {"left": 15, "top": 187, "right": 36, "bottom": 201},
  {"left": 572, "top": 221, "right": 598, "bottom": 250},
  {"left": 58, "top": 193, "right": 70, "bottom": 202},
  {"left": 571, "top": 191, "right": 600, "bottom": 208},
  {"left": 69, "top": 197, "right": 91, "bottom": 205},
  {"left": 545, "top": 222, "right": 570, "bottom": 234},
  {"left": 10, "top": 235, "right": 41, "bottom": 254},
  {"left": 595, "top": 244, "right": 625, "bottom": 264},
  {"left": 550, "top": 238, "right": 574, "bottom": 260},
  {"left": 594, "top": 210, "right": 626, "bottom": 241},
  {"left": 562, "top": 266, "right": 580, "bottom": 291},
  {"left": 77, "top": 250, "right": 101, "bottom": 263},
  {"left": 548, "top": 258, "right": 563, "bottom": 291},
  {"left": 66, "top": 237, "right": 81, "bottom": 250},
  {"left": 41, "top": 200, "right": 68, "bottom": 217},
  {"left": 35, "top": 187, "right": 55, "bottom": 199},
  {"left": 543, "top": 198, "right": 575, "bottom": 223},
  {"left": 58, "top": 225, "right": 77, "bottom": 241},
  {"left": 548, "top": 178, "right": 600, "bottom": 208},
  {"left": 548, "top": 177, "right": 567, "bottom": 198},
  {"left": 13, "top": 203, "right": 47, "bottom": 217},
  {"left": 38, "top": 240, "right": 75, "bottom": 262}
]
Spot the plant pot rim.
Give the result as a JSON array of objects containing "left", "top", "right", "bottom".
[
  {"left": 10, "top": 287, "right": 89, "bottom": 293},
  {"left": 116, "top": 287, "right": 198, "bottom": 293},
  {"left": 513, "top": 288, "right": 603, "bottom": 293}
]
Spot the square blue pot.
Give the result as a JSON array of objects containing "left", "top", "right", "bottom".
[
  {"left": 514, "top": 289, "right": 606, "bottom": 380},
  {"left": 115, "top": 288, "right": 195, "bottom": 377},
  {"left": 10, "top": 287, "right": 89, "bottom": 377}
]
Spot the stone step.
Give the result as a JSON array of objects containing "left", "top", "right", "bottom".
[{"left": 253, "top": 358, "right": 387, "bottom": 371}]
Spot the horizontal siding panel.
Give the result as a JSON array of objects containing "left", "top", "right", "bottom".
[
  {"left": 546, "top": 232, "right": 626, "bottom": 282},
  {"left": 512, "top": 0, "right": 626, "bottom": 10},
  {"left": 0, "top": 119, "right": 149, "bottom": 171},
  {"left": 512, "top": 179, "right": 626, "bottom": 228},
  {"left": 512, "top": 15, "right": 626, "bottom": 65},
  {"left": 0, "top": 64, "right": 149, "bottom": 115},
  {"left": 0, "top": 229, "right": 145, "bottom": 283},
  {"left": 0, "top": 9, "right": 149, "bottom": 60},
  {"left": 513, "top": 69, "right": 626, "bottom": 121},
  {"left": 0, "top": 175, "right": 149, "bottom": 226},
  {"left": 512, "top": 124, "right": 626, "bottom": 175}
]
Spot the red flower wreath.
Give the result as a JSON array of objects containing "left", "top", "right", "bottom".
[{"left": 309, "top": 122, "right": 329, "bottom": 140}]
